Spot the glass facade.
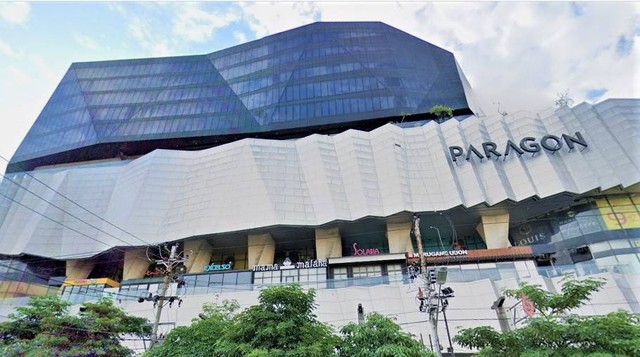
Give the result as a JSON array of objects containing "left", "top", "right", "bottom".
[
  {"left": 0, "top": 256, "right": 64, "bottom": 299},
  {"left": 8, "top": 22, "right": 471, "bottom": 172},
  {"left": 254, "top": 267, "right": 327, "bottom": 288},
  {"left": 509, "top": 195, "right": 640, "bottom": 275},
  {"left": 115, "top": 270, "right": 254, "bottom": 302},
  {"left": 328, "top": 262, "right": 407, "bottom": 288}
]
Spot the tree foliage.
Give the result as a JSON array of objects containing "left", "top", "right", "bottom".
[
  {"left": 145, "top": 299, "right": 240, "bottom": 357},
  {"left": 428, "top": 105, "right": 454, "bottom": 119},
  {"left": 454, "top": 276, "right": 640, "bottom": 356},
  {"left": 0, "top": 295, "right": 151, "bottom": 357},
  {"left": 149, "top": 284, "right": 434, "bottom": 357},
  {"left": 214, "top": 284, "right": 337, "bottom": 357},
  {"left": 338, "top": 312, "right": 435, "bottom": 357}
]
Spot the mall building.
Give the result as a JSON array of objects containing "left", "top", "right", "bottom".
[{"left": 0, "top": 22, "right": 638, "bottom": 352}]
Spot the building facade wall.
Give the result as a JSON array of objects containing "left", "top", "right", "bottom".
[{"left": 0, "top": 99, "right": 637, "bottom": 259}]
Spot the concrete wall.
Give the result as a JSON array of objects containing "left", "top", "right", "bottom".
[
  {"left": 315, "top": 227, "right": 342, "bottom": 260},
  {"left": 111, "top": 271, "right": 638, "bottom": 354},
  {"left": 248, "top": 233, "right": 275, "bottom": 266}
]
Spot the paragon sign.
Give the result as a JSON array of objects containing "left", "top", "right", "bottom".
[{"left": 449, "top": 132, "right": 588, "bottom": 163}]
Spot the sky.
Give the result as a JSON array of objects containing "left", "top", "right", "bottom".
[{"left": 0, "top": 1, "right": 638, "bottom": 173}]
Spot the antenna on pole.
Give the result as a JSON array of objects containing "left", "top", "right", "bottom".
[
  {"left": 494, "top": 102, "right": 508, "bottom": 119},
  {"left": 554, "top": 90, "right": 574, "bottom": 108}
]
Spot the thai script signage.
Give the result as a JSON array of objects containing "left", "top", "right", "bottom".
[
  {"left": 252, "top": 259, "right": 327, "bottom": 272},
  {"left": 204, "top": 262, "right": 232, "bottom": 272},
  {"left": 449, "top": 132, "right": 588, "bottom": 163},
  {"left": 352, "top": 242, "right": 380, "bottom": 256}
]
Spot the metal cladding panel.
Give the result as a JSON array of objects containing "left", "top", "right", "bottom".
[
  {"left": 0, "top": 99, "right": 637, "bottom": 259},
  {"left": 9, "top": 22, "right": 472, "bottom": 170}
]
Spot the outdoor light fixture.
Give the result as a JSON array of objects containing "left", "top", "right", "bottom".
[
  {"left": 492, "top": 296, "right": 506, "bottom": 309},
  {"left": 436, "top": 266, "right": 448, "bottom": 284},
  {"left": 441, "top": 287, "right": 454, "bottom": 297}
]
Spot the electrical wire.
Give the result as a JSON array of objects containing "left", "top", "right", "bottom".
[{"left": 0, "top": 154, "right": 150, "bottom": 246}]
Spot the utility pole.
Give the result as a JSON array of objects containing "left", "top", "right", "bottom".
[
  {"left": 413, "top": 214, "right": 442, "bottom": 357},
  {"left": 145, "top": 243, "right": 188, "bottom": 349},
  {"left": 491, "top": 296, "right": 511, "bottom": 333}
]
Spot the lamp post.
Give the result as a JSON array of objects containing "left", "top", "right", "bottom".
[
  {"left": 427, "top": 266, "right": 448, "bottom": 357},
  {"left": 491, "top": 296, "right": 511, "bottom": 333},
  {"left": 440, "top": 288, "right": 455, "bottom": 357},
  {"left": 429, "top": 226, "right": 445, "bottom": 251}
]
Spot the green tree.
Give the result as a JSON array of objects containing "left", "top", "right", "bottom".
[
  {"left": 337, "top": 312, "right": 435, "bottom": 357},
  {"left": 144, "top": 299, "right": 240, "bottom": 357},
  {"left": 428, "top": 105, "right": 454, "bottom": 122},
  {"left": 215, "top": 284, "right": 338, "bottom": 357},
  {"left": 0, "top": 295, "right": 151, "bottom": 357},
  {"left": 454, "top": 276, "right": 640, "bottom": 356}
]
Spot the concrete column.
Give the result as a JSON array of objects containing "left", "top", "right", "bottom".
[
  {"left": 248, "top": 233, "right": 275, "bottom": 267},
  {"left": 476, "top": 213, "right": 511, "bottom": 249},
  {"left": 315, "top": 227, "right": 342, "bottom": 260},
  {"left": 65, "top": 259, "right": 96, "bottom": 279},
  {"left": 387, "top": 221, "right": 414, "bottom": 254},
  {"left": 122, "top": 247, "right": 150, "bottom": 280},
  {"left": 184, "top": 239, "right": 214, "bottom": 274}
]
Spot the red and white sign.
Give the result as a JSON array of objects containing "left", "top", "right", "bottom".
[{"left": 521, "top": 293, "right": 535, "bottom": 317}]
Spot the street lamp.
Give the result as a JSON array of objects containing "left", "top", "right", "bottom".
[
  {"left": 429, "top": 226, "right": 445, "bottom": 251},
  {"left": 434, "top": 267, "right": 455, "bottom": 357},
  {"left": 436, "top": 266, "right": 448, "bottom": 284}
]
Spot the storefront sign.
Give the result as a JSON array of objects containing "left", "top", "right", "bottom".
[
  {"left": 596, "top": 197, "right": 640, "bottom": 230},
  {"left": 63, "top": 278, "right": 120, "bottom": 288},
  {"left": 253, "top": 264, "right": 280, "bottom": 272},
  {"left": 204, "top": 263, "right": 232, "bottom": 272},
  {"left": 145, "top": 270, "right": 163, "bottom": 277},
  {"left": 352, "top": 242, "right": 380, "bottom": 256},
  {"left": 421, "top": 250, "right": 468, "bottom": 257},
  {"left": 252, "top": 259, "right": 327, "bottom": 272},
  {"left": 65, "top": 278, "right": 99, "bottom": 285},
  {"left": 295, "top": 260, "right": 327, "bottom": 269},
  {"left": 449, "top": 132, "right": 588, "bottom": 163},
  {"left": 511, "top": 222, "right": 552, "bottom": 246}
]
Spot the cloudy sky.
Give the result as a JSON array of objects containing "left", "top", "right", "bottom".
[{"left": 0, "top": 1, "right": 638, "bottom": 172}]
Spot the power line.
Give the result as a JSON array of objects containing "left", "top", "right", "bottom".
[
  {"left": 0, "top": 154, "right": 150, "bottom": 246},
  {"left": 0, "top": 191, "right": 118, "bottom": 251},
  {"left": 0, "top": 172, "right": 150, "bottom": 248}
]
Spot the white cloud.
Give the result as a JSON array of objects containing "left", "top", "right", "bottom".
[
  {"left": 239, "top": 1, "right": 320, "bottom": 38},
  {"left": 0, "top": 39, "right": 21, "bottom": 58},
  {"left": 233, "top": 30, "right": 247, "bottom": 44},
  {"left": 173, "top": 3, "right": 239, "bottom": 43},
  {"left": 128, "top": 15, "right": 172, "bottom": 57},
  {"left": 73, "top": 34, "right": 99, "bottom": 51},
  {"left": 236, "top": 1, "right": 639, "bottom": 113},
  {"left": 0, "top": 2, "right": 30, "bottom": 25}
]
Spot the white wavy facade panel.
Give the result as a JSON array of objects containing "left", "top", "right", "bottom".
[{"left": 0, "top": 99, "right": 638, "bottom": 258}]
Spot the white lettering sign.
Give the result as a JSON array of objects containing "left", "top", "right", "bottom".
[{"left": 252, "top": 259, "right": 327, "bottom": 272}]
